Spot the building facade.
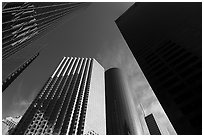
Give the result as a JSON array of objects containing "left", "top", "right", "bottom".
[
  {"left": 2, "top": 2, "right": 90, "bottom": 93},
  {"left": 9, "top": 56, "right": 176, "bottom": 135},
  {"left": 2, "top": 2, "right": 90, "bottom": 60},
  {"left": 11, "top": 57, "right": 106, "bottom": 135},
  {"left": 115, "top": 2, "right": 202, "bottom": 134}
]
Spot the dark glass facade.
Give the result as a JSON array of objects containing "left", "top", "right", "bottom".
[
  {"left": 2, "top": 2, "right": 90, "bottom": 60},
  {"left": 2, "top": 2, "right": 90, "bottom": 93},
  {"left": 11, "top": 57, "right": 93, "bottom": 135},
  {"left": 115, "top": 2, "right": 202, "bottom": 134},
  {"left": 105, "top": 68, "right": 137, "bottom": 135},
  {"left": 2, "top": 51, "right": 39, "bottom": 92}
]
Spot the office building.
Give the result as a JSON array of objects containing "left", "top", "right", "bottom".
[
  {"left": 2, "top": 2, "right": 90, "bottom": 92},
  {"left": 10, "top": 56, "right": 176, "bottom": 135},
  {"left": 11, "top": 57, "right": 106, "bottom": 135},
  {"left": 2, "top": 51, "right": 39, "bottom": 92},
  {"left": 116, "top": 2, "right": 202, "bottom": 134},
  {"left": 2, "top": 2, "right": 90, "bottom": 60},
  {"left": 2, "top": 116, "right": 22, "bottom": 135}
]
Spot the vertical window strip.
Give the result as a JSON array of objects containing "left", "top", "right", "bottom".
[
  {"left": 77, "top": 58, "right": 93, "bottom": 134},
  {"left": 51, "top": 57, "right": 66, "bottom": 78},
  {"left": 40, "top": 57, "right": 73, "bottom": 134},
  {"left": 75, "top": 58, "right": 91, "bottom": 134},
  {"left": 52, "top": 58, "right": 85, "bottom": 135},
  {"left": 12, "top": 57, "right": 66, "bottom": 135},
  {"left": 68, "top": 58, "right": 88, "bottom": 134},
  {"left": 71, "top": 58, "right": 90, "bottom": 135},
  {"left": 48, "top": 57, "right": 80, "bottom": 134},
  {"left": 33, "top": 58, "right": 70, "bottom": 134},
  {"left": 64, "top": 57, "right": 84, "bottom": 134},
  {"left": 59, "top": 58, "right": 87, "bottom": 135},
  {"left": 44, "top": 57, "right": 67, "bottom": 100},
  {"left": 25, "top": 57, "right": 68, "bottom": 134},
  {"left": 37, "top": 58, "right": 71, "bottom": 134}
]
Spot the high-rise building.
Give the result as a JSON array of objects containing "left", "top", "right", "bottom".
[
  {"left": 2, "top": 2, "right": 90, "bottom": 92},
  {"left": 115, "top": 2, "right": 202, "bottom": 134},
  {"left": 105, "top": 68, "right": 138, "bottom": 135},
  {"left": 2, "top": 51, "right": 39, "bottom": 92},
  {"left": 2, "top": 2, "right": 90, "bottom": 60},
  {"left": 2, "top": 116, "right": 22, "bottom": 135},
  {"left": 11, "top": 57, "right": 106, "bottom": 135},
  {"left": 11, "top": 57, "right": 176, "bottom": 135}
]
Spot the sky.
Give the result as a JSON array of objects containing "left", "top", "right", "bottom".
[{"left": 2, "top": 2, "right": 176, "bottom": 134}]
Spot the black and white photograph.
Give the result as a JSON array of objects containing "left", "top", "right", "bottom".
[{"left": 1, "top": 1, "right": 202, "bottom": 135}]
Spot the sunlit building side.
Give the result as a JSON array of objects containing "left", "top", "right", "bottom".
[{"left": 11, "top": 57, "right": 106, "bottom": 135}]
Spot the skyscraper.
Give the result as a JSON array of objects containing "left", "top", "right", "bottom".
[
  {"left": 2, "top": 2, "right": 90, "bottom": 60},
  {"left": 115, "top": 2, "right": 202, "bottom": 134},
  {"left": 11, "top": 57, "right": 106, "bottom": 135},
  {"left": 105, "top": 68, "right": 138, "bottom": 135},
  {"left": 10, "top": 56, "right": 177, "bottom": 135},
  {"left": 2, "top": 2, "right": 90, "bottom": 92}
]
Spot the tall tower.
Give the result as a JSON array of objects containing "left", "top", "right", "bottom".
[
  {"left": 115, "top": 2, "right": 202, "bottom": 134},
  {"left": 105, "top": 68, "right": 138, "bottom": 135},
  {"left": 2, "top": 2, "right": 90, "bottom": 93},
  {"left": 11, "top": 57, "right": 106, "bottom": 135}
]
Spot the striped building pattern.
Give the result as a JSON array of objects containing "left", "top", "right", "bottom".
[
  {"left": 2, "top": 2, "right": 90, "bottom": 60},
  {"left": 11, "top": 57, "right": 106, "bottom": 135}
]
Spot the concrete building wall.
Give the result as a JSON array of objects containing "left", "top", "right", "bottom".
[{"left": 84, "top": 59, "right": 106, "bottom": 135}]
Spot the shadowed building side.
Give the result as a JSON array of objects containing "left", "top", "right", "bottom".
[
  {"left": 105, "top": 68, "right": 137, "bottom": 135},
  {"left": 115, "top": 2, "right": 202, "bottom": 135}
]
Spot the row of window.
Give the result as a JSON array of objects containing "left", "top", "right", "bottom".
[{"left": 143, "top": 40, "right": 202, "bottom": 130}]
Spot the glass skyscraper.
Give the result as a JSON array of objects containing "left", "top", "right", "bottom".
[
  {"left": 2, "top": 2, "right": 90, "bottom": 92},
  {"left": 2, "top": 2, "right": 89, "bottom": 60}
]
